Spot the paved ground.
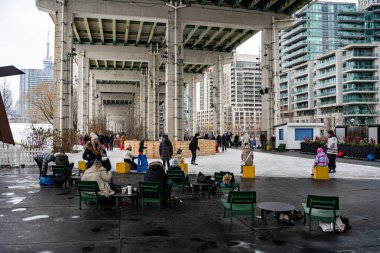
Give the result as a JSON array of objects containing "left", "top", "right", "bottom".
[{"left": 1, "top": 160, "right": 380, "bottom": 253}]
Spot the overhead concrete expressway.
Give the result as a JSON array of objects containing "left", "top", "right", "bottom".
[{"left": 36, "top": 0, "right": 311, "bottom": 140}]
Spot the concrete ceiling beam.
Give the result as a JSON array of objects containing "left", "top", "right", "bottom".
[
  {"left": 37, "top": 0, "right": 287, "bottom": 29},
  {"left": 98, "top": 18, "right": 104, "bottom": 44},
  {"left": 212, "top": 28, "right": 236, "bottom": 50},
  {"left": 101, "top": 93, "right": 134, "bottom": 100},
  {"left": 147, "top": 22, "right": 157, "bottom": 47},
  {"left": 263, "top": 0, "right": 279, "bottom": 11},
  {"left": 98, "top": 84, "right": 138, "bottom": 93},
  {"left": 84, "top": 17, "right": 93, "bottom": 44},
  {"left": 112, "top": 19, "right": 116, "bottom": 45},
  {"left": 279, "top": 0, "right": 298, "bottom": 13},
  {"left": 124, "top": 20, "right": 130, "bottom": 45},
  {"left": 203, "top": 27, "right": 223, "bottom": 48},
  {"left": 135, "top": 21, "right": 144, "bottom": 46},
  {"left": 95, "top": 59, "right": 99, "bottom": 68},
  {"left": 192, "top": 26, "right": 211, "bottom": 48},
  {"left": 72, "top": 23, "right": 81, "bottom": 43},
  {"left": 184, "top": 25, "right": 199, "bottom": 44},
  {"left": 248, "top": 0, "right": 262, "bottom": 10},
  {"left": 222, "top": 29, "right": 250, "bottom": 50}
]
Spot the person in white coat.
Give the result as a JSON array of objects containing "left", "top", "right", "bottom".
[
  {"left": 326, "top": 130, "right": 338, "bottom": 173},
  {"left": 243, "top": 132, "right": 250, "bottom": 146},
  {"left": 81, "top": 159, "right": 114, "bottom": 197}
]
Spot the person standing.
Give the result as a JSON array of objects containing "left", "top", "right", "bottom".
[
  {"left": 216, "top": 133, "right": 222, "bottom": 151},
  {"left": 189, "top": 133, "right": 200, "bottom": 165},
  {"left": 260, "top": 133, "right": 267, "bottom": 151},
  {"left": 138, "top": 139, "right": 147, "bottom": 154},
  {"left": 221, "top": 134, "right": 228, "bottom": 152},
  {"left": 109, "top": 134, "right": 114, "bottom": 151},
  {"left": 159, "top": 134, "right": 173, "bottom": 168},
  {"left": 326, "top": 130, "right": 338, "bottom": 173},
  {"left": 243, "top": 132, "right": 250, "bottom": 146},
  {"left": 234, "top": 134, "right": 239, "bottom": 148}
]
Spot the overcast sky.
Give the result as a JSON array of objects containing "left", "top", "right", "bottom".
[{"left": 0, "top": 0, "right": 357, "bottom": 105}]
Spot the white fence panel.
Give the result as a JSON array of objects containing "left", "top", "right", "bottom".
[{"left": 0, "top": 147, "right": 45, "bottom": 167}]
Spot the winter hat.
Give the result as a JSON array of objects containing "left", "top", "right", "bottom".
[
  {"left": 91, "top": 134, "right": 99, "bottom": 141},
  {"left": 317, "top": 147, "right": 323, "bottom": 153},
  {"left": 171, "top": 157, "right": 179, "bottom": 167}
]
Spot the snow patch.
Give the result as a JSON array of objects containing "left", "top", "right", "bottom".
[{"left": 22, "top": 215, "right": 49, "bottom": 221}]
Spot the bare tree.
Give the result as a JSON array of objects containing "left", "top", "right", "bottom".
[
  {"left": 24, "top": 82, "right": 55, "bottom": 125},
  {"left": 0, "top": 78, "right": 13, "bottom": 115}
]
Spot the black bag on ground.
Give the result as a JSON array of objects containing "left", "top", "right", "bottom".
[
  {"left": 340, "top": 216, "right": 352, "bottom": 230},
  {"left": 197, "top": 172, "right": 212, "bottom": 184}
]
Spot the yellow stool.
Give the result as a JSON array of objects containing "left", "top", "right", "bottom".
[
  {"left": 242, "top": 165, "right": 255, "bottom": 179},
  {"left": 313, "top": 166, "right": 329, "bottom": 180},
  {"left": 78, "top": 161, "right": 87, "bottom": 172},
  {"left": 179, "top": 163, "right": 188, "bottom": 174},
  {"left": 116, "top": 162, "right": 131, "bottom": 174}
]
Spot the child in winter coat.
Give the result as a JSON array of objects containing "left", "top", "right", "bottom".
[{"left": 311, "top": 147, "right": 329, "bottom": 176}]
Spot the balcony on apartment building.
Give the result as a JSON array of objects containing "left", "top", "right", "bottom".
[
  {"left": 282, "top": 31, "right": 308, "bottom": 47},
  {"left": 343, "top": 64, "right": 378, "bottom": 72},
  {"left": 315, "top": 69, "right": 336, "bottom": 80},
  {"left": 343, "top": 85, "right": 378, "bottom": 93},
  {"left": 338, "top": 31, "right": 366, "bottom": 39},
  {"left": 314, "top": 90, "right": 336, "bottom": 99},
  {"left": 343, "top": 95, "right": 379, "bottom": 103},
  {"left": 291, "top": 95, "right": 308, "bottom": 103},
  {"left": 292, "top": 103, "right": 309, "bottom": 110},
  {"left": 337, "top": 23, "right": 365, "bottom": 31},
  {"left": 282, "top": 47, "right": 309, "bottom": 62},
  {"left": 315, "top": 57, "right": 336, "bottom": 69},
  {"left": 293, "top": 88, "right": 308, "bottom": 95},
  {"left": 292, "top": 77, "right": 308, "bottom": 87},
  {"left": 314, "top": 78, "right": 336, "bottom": 89},
  {"left": 343, "top": 50, "right": 378, "bottom": 60},
  {"left": 343, "top": 73, "right": 378, "bottom": 82},
  {"left": 337, "top": 15, "right": 365, "bottom": 23},
  {"left": 283, "top": 55, "right": 310, "bottom": 69}
]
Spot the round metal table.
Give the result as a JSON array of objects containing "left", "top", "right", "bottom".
[
  {"left": 112, "top": 193, "right": 139, "bottom": 209},
  {"left": 257, "top": 202, "right": 295, "bottom": 225}
]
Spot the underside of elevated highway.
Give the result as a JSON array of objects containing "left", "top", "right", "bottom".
[{"left": 36, "top": 0, "right": 312, "bottom": 140}]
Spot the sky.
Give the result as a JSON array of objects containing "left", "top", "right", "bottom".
[{"left": 0, "top": 0, "right": 357, "bottom": 105}]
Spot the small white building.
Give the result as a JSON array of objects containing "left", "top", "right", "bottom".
[{"left": 274, "top": 123, "right": 324, "bottom": 150}]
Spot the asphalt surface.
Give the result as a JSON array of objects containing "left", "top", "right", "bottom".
[{"left": 0, "top": 165, "right": 379, "bottom": 253}]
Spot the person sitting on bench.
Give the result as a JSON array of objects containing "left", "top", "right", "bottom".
[{"left": 55, "top": 148, "right": 74, "bottom": 187}]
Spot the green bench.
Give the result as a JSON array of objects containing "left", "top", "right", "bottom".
[
  {"left": 214, "top": 172, "right": 240, "bottom": 198},
  {"left": 221, "top": 191, "right": 256, "bottom": 225},
  {"left": 52, "top": 165, "right": 69, "bottom": 187},
  {"left": 167, "top": 170, "right": 190, "bottom": 194},
  {"left": 302, "top": 195, "right": 341, "bottom": 234},
  {"left": 77, "top": 181, "right": 102, "bottom": 210},
  {"left": 139, "top": 182, "right": 171, "bottom": 212}
]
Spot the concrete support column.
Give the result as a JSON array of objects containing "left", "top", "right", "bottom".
[
  {"left": 165, "top": 13, "right": 184, "bottom": 141},
  {"left": 260, "top": 28, "right": 277, "bottom": 140},
  {"left": 88, "top": 73, "right": 96, "bottom": 124},
  {"left": 147, "top": 50, "right": 159, "bottom": 140},
  {"left": 54, "top": 7, "right": 74, "bottom": 132},
  {"left": 188, "top": 76, "right": 194, "bottom": 137},
  {"left": 139, "top": 74, "right": 147, "bottom": 138},
  {"left": 77, "top": 52, "right": 89, "bottom": 133}
]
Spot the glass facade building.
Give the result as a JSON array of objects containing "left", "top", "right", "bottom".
[{"left": 279, "top": 1, "right": 380, "bottom": 126}]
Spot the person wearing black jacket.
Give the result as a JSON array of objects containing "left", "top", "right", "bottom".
[
  {"left": 144, "top": 161, "right": 173, "bottom": 198},
  {"left": 138, "top": 139, "right": 147, "bottom": 154},
  {"left": 216, "top": 133, "right": 222, "bottom": 151},
  {"left": 159, "top": 134, "right": 173, "bottom": 168},
  {"left": 189, "top": 133, "right": 200, "bottom": 165}
]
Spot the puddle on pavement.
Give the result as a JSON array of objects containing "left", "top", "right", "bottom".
[
  {"left": 190, "top": 238, "right": 204, "bottom": 242},
  {"left": 22, "top": 215, "right": 49, "bottom": 221},
  {"left": 12, "top": 208, "right": 27, "bottom": 212},
  {"left": 6, "top": 185, "right": 38, "bottom": 189},
  {"left": 2, "top": 192, "right": 15, "bottom": 196},
  {"left": 257, "top": 236, "right": 269, "bottom": 241},
  {"left": 82, "top": 246, "right": 94, "bottom": 252},
  {"left": 273, "top": 239, "right": 286, "bottom": 245},
  {"left": 143, "top": 229, "right": 169, "bottom": 236},
  {"left": 27, "top": 190, "right": 40, "bottom": 194},
  {"left": 196, "top": 241, "right": 217, "bottom": 252},
  {"left": 7, "top": 197, "right": 26, "bottom": 204}
]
